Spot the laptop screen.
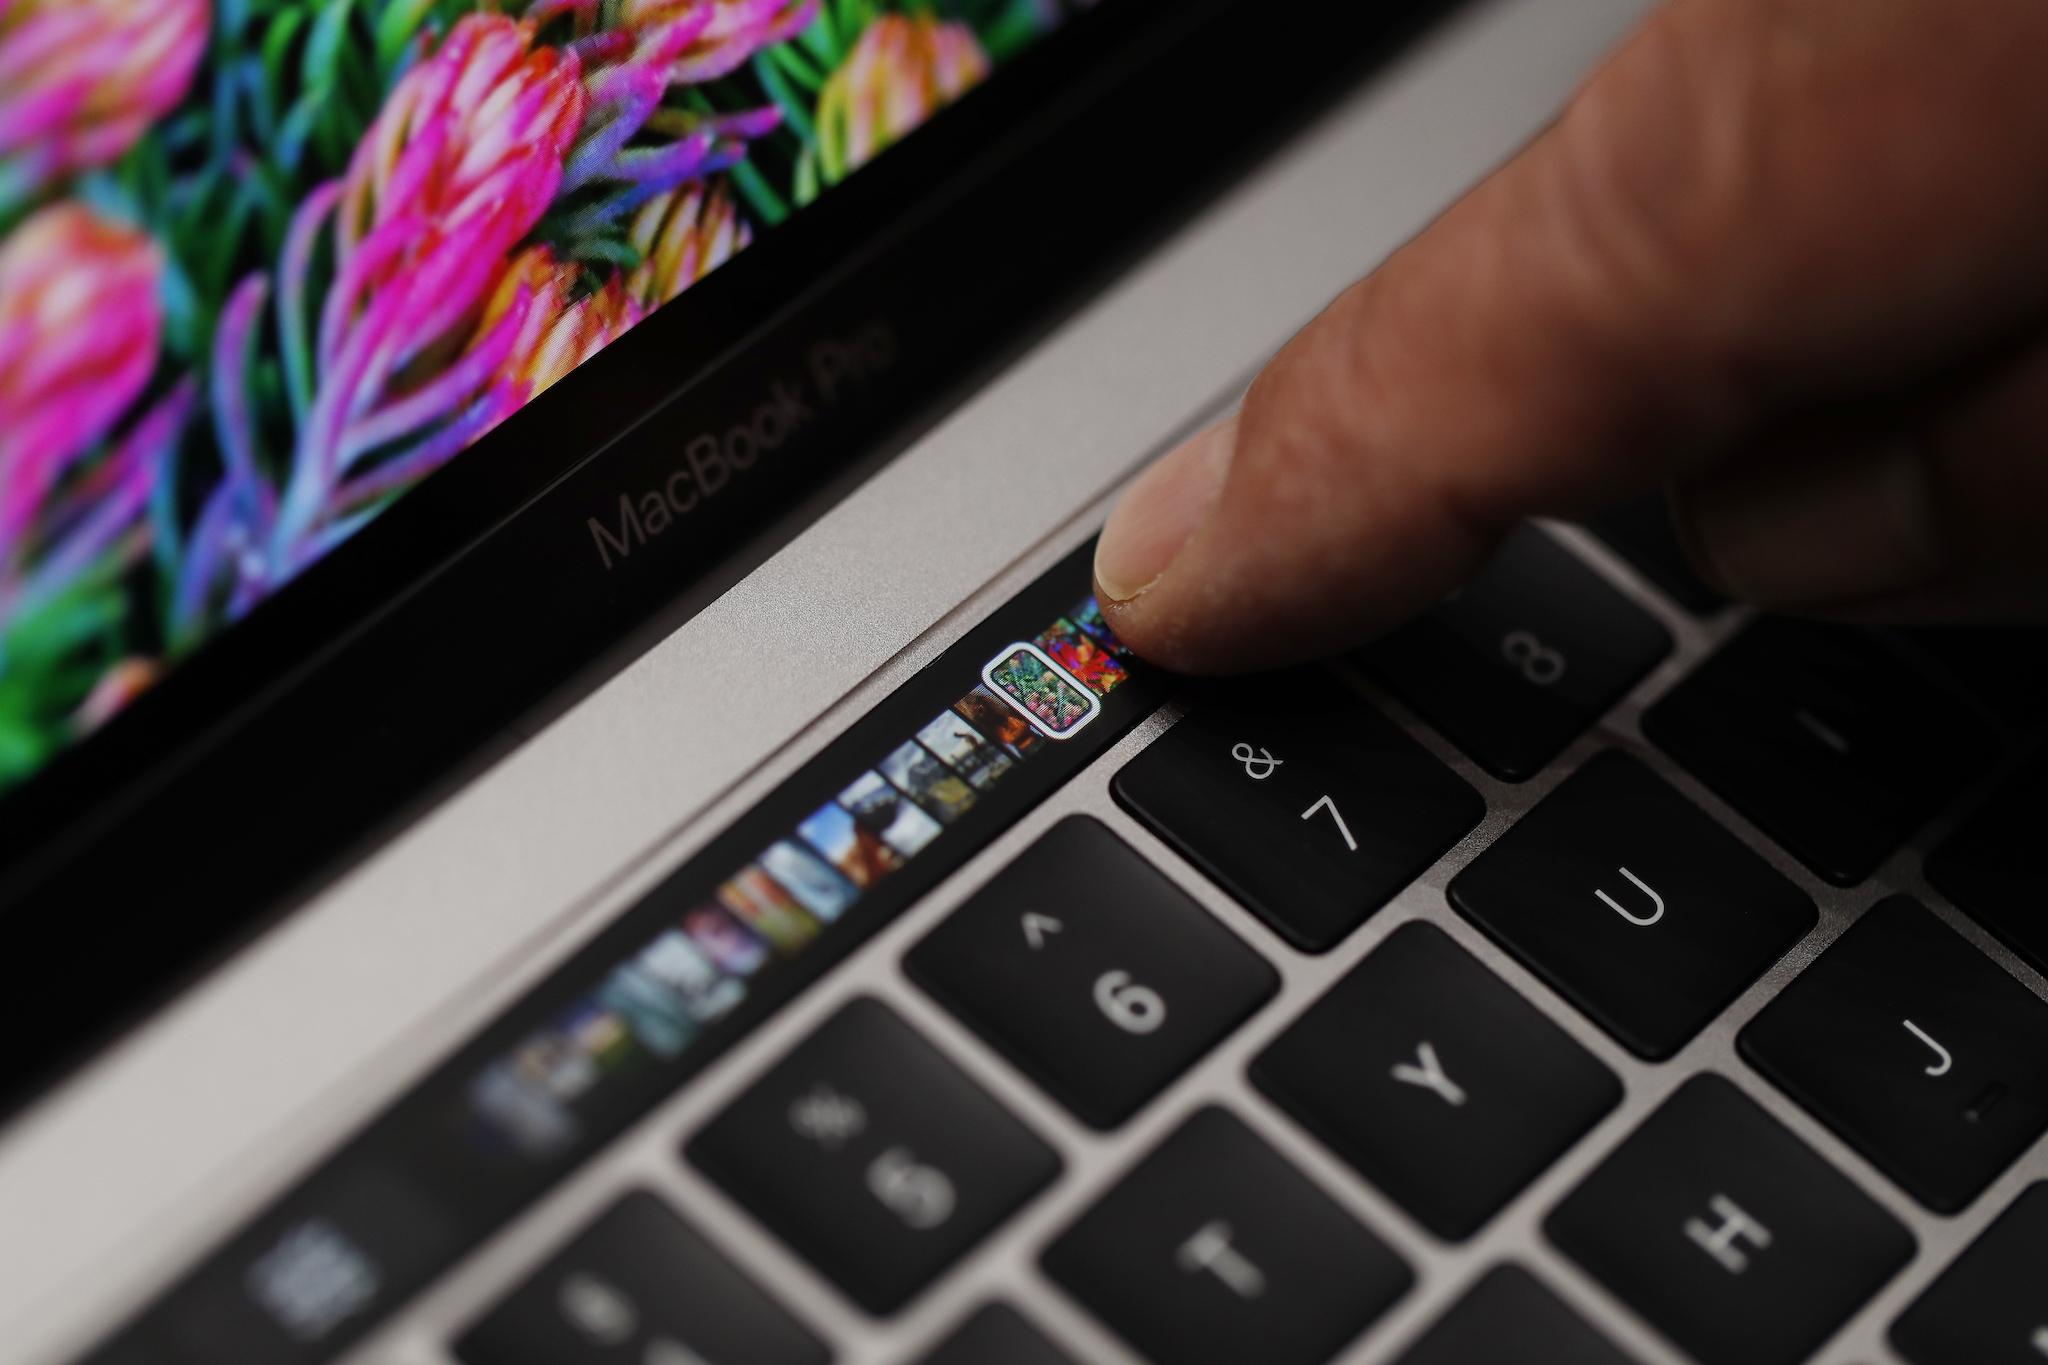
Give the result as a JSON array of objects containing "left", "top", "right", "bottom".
[{"left": 0, "top": 0, "right": 1070, "bottom": 800}]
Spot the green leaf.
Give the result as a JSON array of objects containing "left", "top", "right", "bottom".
[
  {"left": 262, "top": 8, "right": 309, "bottom": 121},
  {"left": 766, "top": 38, "right": 827, "bottom": 89},
  {"left": 302, "top": 0, "right": 355, "bottom": 90},
  {"left": 834, "top": 0, "right": 873, "bottom": 43},
  {"left": 753, "top": 51, "right": 819, "bottom": 144},
  {"left": 275, "top": 83, "right": 329, "bottom": 175},
  {"left": 375, "top": 0, "right": 438, "bottom": 75},
  {"left": 800, "top": 5, "right": 841, "bottom": 64},
  {"left": 794, "top": 149, "right": 821, "bottom": 207},
  {"left": 978, "top": 2, "right": 1050, "bottom": 62},
  {"left": 730, "top": 156, "right": 790, "bottom": 227}
]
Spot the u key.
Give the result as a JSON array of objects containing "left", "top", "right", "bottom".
[{"left": 1595, "top": 868, "right": 1664, "bottom": 927}]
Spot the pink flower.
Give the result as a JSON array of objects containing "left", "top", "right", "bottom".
[
  {"left": 622, "top": 0, "right": 819, "bottom": 83},
  {"left": 462, "top": 245, "right": 646, "bottom": 416},
  {"left": 0, "top": 0, "right": 210, "bottom": 200},
  {"left": 625, "top": 180, "right": 752, "bottom": 309},
  {"left": 0, "top": 205, "right": 160, "bottom": 536},
  {"left": 809, "top": 14, "right": 989, "bottom": 190},
  {"left": 270, "top": 15, "right": 589, "bottom": 565}
]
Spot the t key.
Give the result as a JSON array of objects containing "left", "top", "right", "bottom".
[
  {"left": 1114, "top": 669, "right": 1483, "bottom": 952},
  {"left": 1043, "top": 1107, "right": 1412, "bottom": 1365},
  {"left": 907, "top": 816, "right": 1276, "bottom": 1129},
  {"left": 1547, "top": 1075, "right": 1913, "bottom": 1365}
]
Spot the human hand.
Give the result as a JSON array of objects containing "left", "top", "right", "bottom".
[{"left": 1093, "top": 0, "right": 2048, "bottom": 673}]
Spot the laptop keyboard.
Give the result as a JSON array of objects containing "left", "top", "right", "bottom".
[{"left": 85, "top": 512, "right": 2048, "bottom": 1365}]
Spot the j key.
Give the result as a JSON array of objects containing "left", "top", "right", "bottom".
[
  {"left": 1449, "top": 751, "right": 1815, "bottom": 1060},
  {"left": 916, "top": 1303, "right": 1076, "bottom": 1365},
  {"left": 1546, "top": 1074, "right": 1914, "bottom": 1365},
  {"left": 1252, "top": 922, "right": 1619, "bottom": 1239},
  {"left": 1392, "top": 1265, "right": 1638, "bottom": 1365},
  {"left": 1891, "top": 1183, "right": 2048, "bottom": 1365},
  {"left": 1113, "top": 669, "right": 1483, "bottom": 953},
  {"left": 1739, "top": 896, "right": 2048, "bottom": 1212},
  {"left": 453, "top": 1191, "right": 827, "bottom": 1365},
  {"left": 1043, "top": 1107, "right": 1412, "bottom": 1365},
  {"left": 1367, "top": 527, "right": 1672, "bottom": 780},
  {"left": 907, "top": 816, "right": 1277, "bottom": 1129},
  {"left": 1926, "top": 755, "right": 2048, "bottom": 979},
  {"left": 1642, "top": 620, "right": 1997, "bottom": 885},
  {"left": 1586, "top": 495, "right": 1727, "bottom": 616},
  {"left": 686, "top": 998, "right": 1058, "bottom": 1315}
]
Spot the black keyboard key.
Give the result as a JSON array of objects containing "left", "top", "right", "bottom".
[
  {"left": 453, "top": 1191, "right": 827, "bottom": 1365},
  {"left": 1897, "top": 627, "right": 2048, "bottom": 732},
  {"left": 1587, "top": 494, "right": 1727, "bottom": 615},
  {"left": 1739, "top": 896, "right": 2048, "bottom": 1212},
  {"left": 686, "top": 998, "right": 1058, "bottom": 1315},
  {"left": 1113, "top": 670, "right": 1483, "bottom": 952},
  {"left": 1043, "top": 1107, "right": 1411, "bottom": 1365},
  {"left": 1891, "top": 1182, "right": 2048, "bottom": 1365},
  {"left": 917, "top": 1303, "right": 1075, "bottom": 1365},
  {"left": 1547, "top": 1074, "right": 1914, "bottom": 1365},
  {"left": 1253, "top": 922, "right": 1619, "bottom": 1239},
  {"left": 907, "top": 816, "right": 1276, "bottom": 1129},
  {"left": 1642, "top": 620, "right": 1997, "bottom": 885},
  {"left": 1368, "top": 527, "right": 1672, "bottom": 780},
  {"left": 1392, "top": 1264, "right": 1637, "bottom": 1365},
  {"left": 1450, "top": 751, "right": 1814, "bottom": 1059},
  {"left": 1927, "top": 754, "right": 2048, "bottom": 979}
]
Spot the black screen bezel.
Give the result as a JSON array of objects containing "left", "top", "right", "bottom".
[{"left": 0, "top": 0, "right": 1455, "bottom": 1109}]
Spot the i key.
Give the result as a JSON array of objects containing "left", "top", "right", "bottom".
[
  {"left": 687, "top": 998, "right": 1058, "bottom": 1315},
  {"left": 1367, "top": 526, "right": 1672, "bottom": 780},
  {"left": 1450, "top": 751, "right": 1815, "bottom": 1060},
  {"left": 1547, "top": 1075, "right": 1914, "bottom": 1365},
  {"left": 1643, "top": 620, "right": 1996, "bottom": 885},
  {"left": 907, "top": 816, "right": 1277, "bottom": 1129},
  {"left": 1892, "top": 1183, "right": 2048, "bottom": 1365},
  {"left": 454, "top": 1191, "right": 827, "bottom": 1365},
  {"left": 1114, "top": 669, "right": 1483, "bottom": 952},
  {"left": 1044, "top": 1107, "right": 1412, "bottom": 1365},
  {"left": 1253, "top": 922, "right": 1619, "bottom": 1239},
  {"left": 1740, "top": 896, "right": 2048, "bottom": 1212}
]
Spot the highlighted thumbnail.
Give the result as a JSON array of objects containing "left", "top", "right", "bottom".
[{"left": 982, "top": 642, "right": 1100, "bottom": 739}]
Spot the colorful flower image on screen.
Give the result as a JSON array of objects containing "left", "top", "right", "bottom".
[{"left": 0, "top": 0, "right": 1077, "bottom": 791}]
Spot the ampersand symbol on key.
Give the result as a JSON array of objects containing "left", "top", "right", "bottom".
[{"left": 1231, "top": 742, "right": 1283, "bottom": 780}]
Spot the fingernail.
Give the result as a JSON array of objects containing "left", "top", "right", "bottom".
[
  {"left": 1095, "top": 415, "right": 1237, "bottom": 603},
  {"left": 1675, "top": 438, "right": 1943, "bottom": 609}
]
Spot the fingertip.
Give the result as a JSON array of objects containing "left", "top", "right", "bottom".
[{"left": 1094, "top": 416, "right": 1237, "bottom": 606}]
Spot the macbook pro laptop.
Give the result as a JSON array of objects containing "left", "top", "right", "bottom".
[{"left": 4, "top": 2, "right": 2046, "bottom": 1363}]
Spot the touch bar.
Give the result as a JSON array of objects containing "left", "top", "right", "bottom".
[{"left": 90, "top": 539, "right": 1162, "bottom": 1365}]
